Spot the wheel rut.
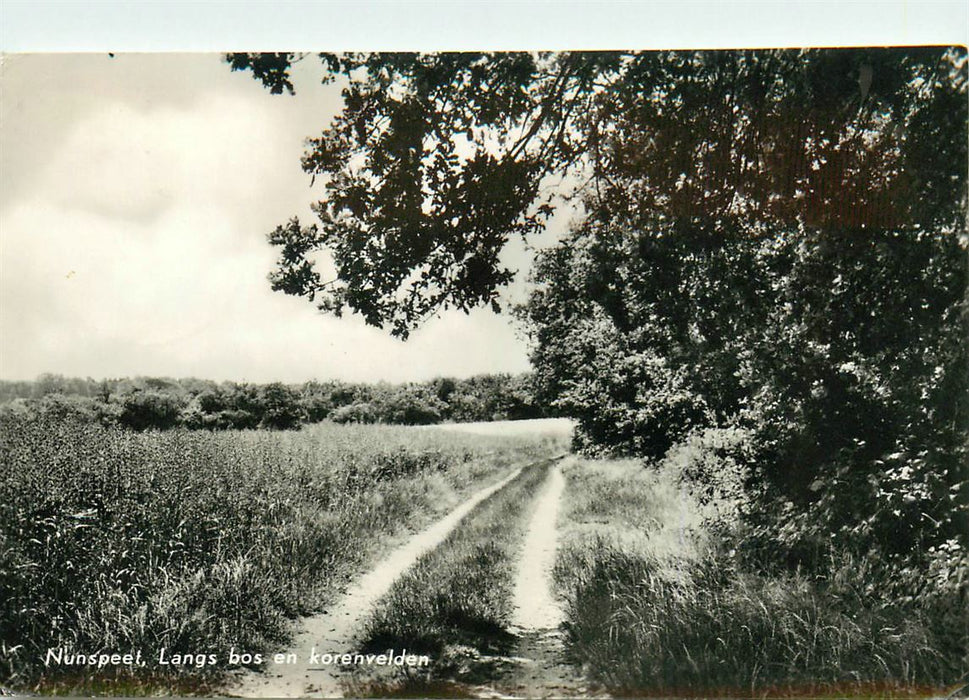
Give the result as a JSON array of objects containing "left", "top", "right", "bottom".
[
  {"left": 224, "top": 464, "right": 525, "bottom": 698},
  {"left": 481, "top": 459, "right": 606, "bottom": 699},
  {"left": 223, "top": 455, "right": 600, "bottom": 698}
]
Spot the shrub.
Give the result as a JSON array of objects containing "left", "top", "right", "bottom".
[
  {"left": 330, "top": 402, "right": 379, "bottom": 424},
  {"left": 659, "top": 426, "right": 752, "bottom": 529},
  {"left": 116, "top": 390, "right": 183, "bottom": 430},
  {"left": 378, "top": 390, "right": 444, "bottom": 425},
  {"left": 258, "top": 383, "right": 305, "bottom": 430}
]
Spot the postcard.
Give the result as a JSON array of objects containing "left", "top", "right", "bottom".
[{"left": 1, "top": 10, "right": 967, "bottom": 698}]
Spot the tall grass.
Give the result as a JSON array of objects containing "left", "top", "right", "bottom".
[
  {"left": 554, "top": 458, "right": 967, "bottom": 697},
  {"left": 0, "top": 415, "right": 562, "bottom": 693}
]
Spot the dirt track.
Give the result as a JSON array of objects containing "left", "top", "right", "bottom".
[
  {"left": 478, "top": 458, "right": 604, "bottom": 699},
  {"left": 223, "top": 454, "right": 600, "bottom": 699},
  {"left": 224, "top": 465, "right": 523, "bottom": 698},
  {"left": 511, "top": 461, "right": 566, "bottom": 631}
]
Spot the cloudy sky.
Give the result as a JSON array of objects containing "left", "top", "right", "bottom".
[
  {"left": 0, "top": 53, "right": 562, "bottom": 383},
  {"left": 1, "top": 2, "right": 964, "bottom": 384}
]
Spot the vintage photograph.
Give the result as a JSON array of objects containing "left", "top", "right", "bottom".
[{"left": 1, "top": 43, "right": 967, "bottom": 698}]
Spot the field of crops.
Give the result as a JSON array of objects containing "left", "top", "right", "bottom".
[{"left": 0, "top": 414, "right": 565, "bottom": 694}]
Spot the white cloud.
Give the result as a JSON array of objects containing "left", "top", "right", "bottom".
[{"left": 0, "top": 57, "right": 535, "bottom": 383}]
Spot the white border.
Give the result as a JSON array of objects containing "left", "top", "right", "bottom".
[{"left": 1, "top": 1, "right": 967, "bottom": 53}]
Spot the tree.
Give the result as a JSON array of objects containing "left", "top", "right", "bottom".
[
  {"left": 258, "top": 382, "right": 305, "bottom": 430},
  {"left": 228, "top": 49, "right": 966, "bottom": 336},
  {"left": 230, "top": 48, "right": 968, "bottom": 574}
]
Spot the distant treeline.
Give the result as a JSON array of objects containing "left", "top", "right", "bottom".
[{"left": 0, "top": 373, "right": 550, "bottom": 430}]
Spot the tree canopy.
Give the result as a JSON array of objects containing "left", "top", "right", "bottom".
[{"left": 227, "top": 49, "right": 966, "bottom": 337}]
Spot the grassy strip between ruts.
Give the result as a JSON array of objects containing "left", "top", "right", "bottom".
[
  {"left": 0, "top": 416, "right": 566, "bottom": 695},
  {"left": 351, "top": 457, "right": 557, "bottom": 695},
  {"left": 554, "top": 458, "right": 967, "bottom": 698}
]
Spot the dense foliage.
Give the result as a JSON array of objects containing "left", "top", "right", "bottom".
[
  {"left": 525, "top": 221, "right": 968, "bottom": 568},
  {"left": 228, "top": 49, "right": 964, "bottom": 333},
  {"left": 518, "top": 50, "right": 968, "bottom": 580},
  {"left": 0, "top": 373, "right": 549, "bottom": 431}
]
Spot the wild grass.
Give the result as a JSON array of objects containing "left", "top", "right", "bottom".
[
  {"left": 361, "top": 459, "right": 555, "bottom": 668},
  {"left": 0, "top": 415, "right": 563, "bottom": 693},
  {"left": 554, "top": 458, "right": 967, "bottom": 697}
]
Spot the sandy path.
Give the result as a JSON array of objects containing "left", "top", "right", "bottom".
[
  {"left": 224, "top": 465, "right": 524, "bottom": 698},
  {"left": 491, "top": 460, "right": 606, "bottom": 698},
  {"left": 510, "top": 462, "right": 565, "bottom": 630}
]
